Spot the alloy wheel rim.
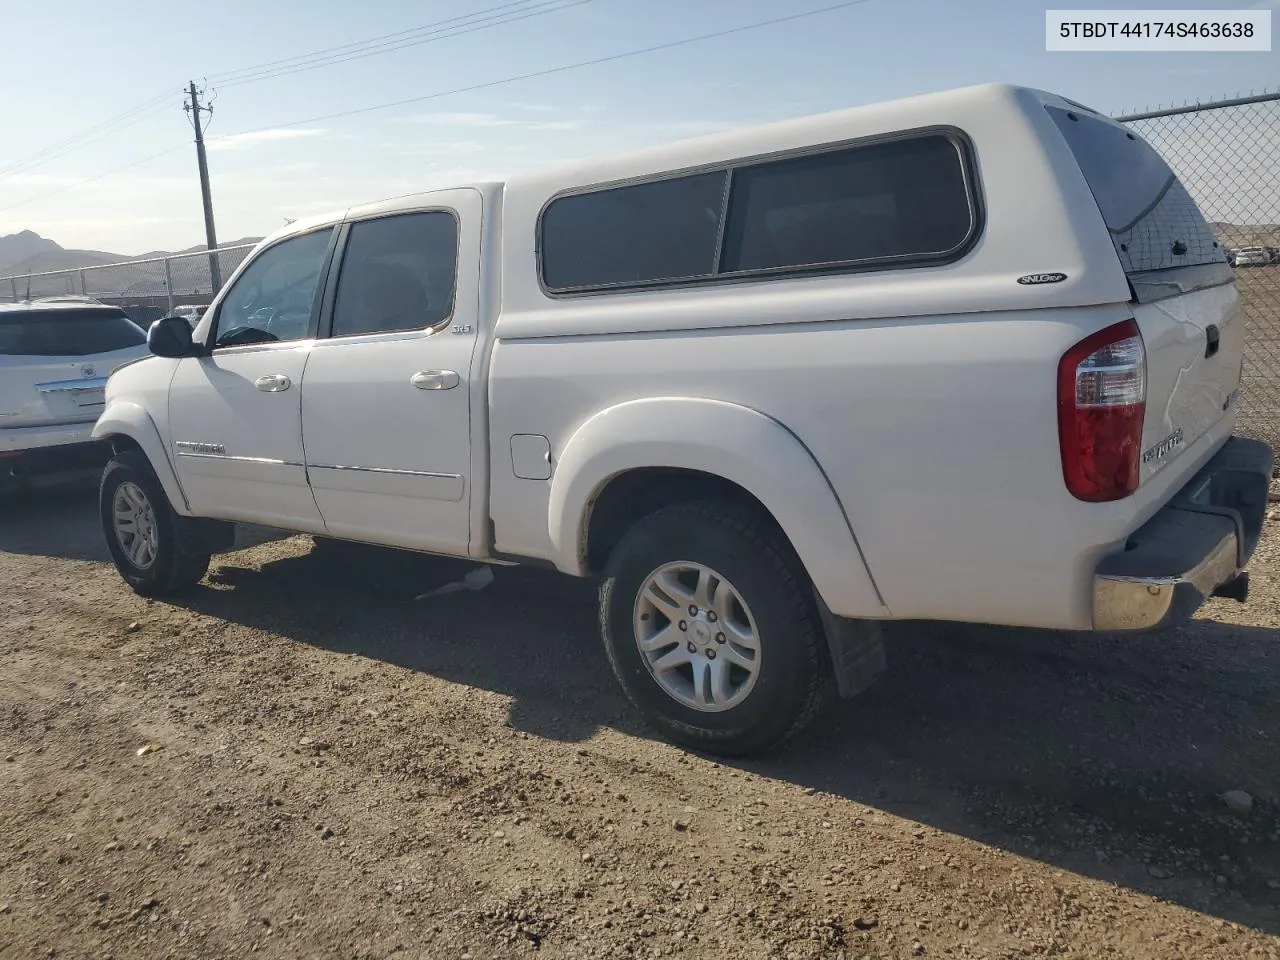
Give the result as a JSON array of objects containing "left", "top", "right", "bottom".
[
  {"left": 112, "top": 481, "right": 159, "bottom": 570},
  {"left": 633, "top": 561, "right": 761, "bottom": 712}
]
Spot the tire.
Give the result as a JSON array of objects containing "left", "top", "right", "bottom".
[
  {"left": 100, "top": 451, "right": 210, "bottom": 597},
  {"left": 599, "top": 500, "right": 835, "bottom": 757}
]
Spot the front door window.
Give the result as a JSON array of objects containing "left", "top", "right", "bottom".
[{"left": 211, "top": 228, "right": 335, "bottom": 348}]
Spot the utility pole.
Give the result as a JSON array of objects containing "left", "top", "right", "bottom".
[{"left": 184, "top": 81, "right": 221, "bottom": 292}]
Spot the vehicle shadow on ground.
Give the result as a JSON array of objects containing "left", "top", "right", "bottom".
[
  {"left": 4, "top": 487, "right": 1278, "bottom": 933},
  {"left": 190, "top": 540, "right": 627, "bottom": 745},
  {"left": 181, "top": 537, "right": 1280, "bottom": 934},
  {"left": 0, "top": 477, "right": 104, "bottom": 560},
  {"left": 774, "top": 618, "right": 1280, "bottom": 933},
  {"left": 0, "top": 481, "right": 291, "bottom": 561}
]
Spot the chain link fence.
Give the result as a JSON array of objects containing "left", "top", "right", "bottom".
[
  {"left": 0, "top": 243, "right": 255, "bottom": 328},
  {"left": 1115, "top": 92, "right": 1280, "bottom": 452}
]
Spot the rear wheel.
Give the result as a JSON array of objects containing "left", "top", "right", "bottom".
[
  {"left": 100, "top": 452, "right": 209, "bottom": 596},
  {"left": 599, "top": 500, "right": 834, "bottom": 757}
]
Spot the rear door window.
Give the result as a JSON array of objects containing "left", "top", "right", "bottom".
[
  {"left": 329, "top": 211, "right": 459, "bottom": 337},
  {"left": 1046, "top": 106, "right": 1225, "bottom": 274},
  {"left": 0, "top": 308, "right": 146, "bottom": 357}
]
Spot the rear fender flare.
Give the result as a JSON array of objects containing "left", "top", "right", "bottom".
[{"left": 546, "top": 397, "right": 888, "bottom": 619}]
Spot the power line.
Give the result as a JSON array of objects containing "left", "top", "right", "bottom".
[
  {"left": 206, "top": 0, "right": 534, "bottom": 80},
  {"left": 206, "top": 0, "right": 570, "bottom": 83},
  {"left": 0, "top": 1, "right": 588, "bottom": 179},
  {"left": 218, "top": 0, "right": 593, "bottom": 90},
  {"left": 0, "top": 1, "right": 871, "bottom": 217},
  {"left": 209, "top": 0, "right": 588, "bottom": 89},
  {"left": 0, "top": 145, "right": 186, "bottom": 214},
  {"left": 0, "top": 101, "right": 177, "bottom": 184},
  {"left": 212, "top": 0, "right": 873, "bottom": 139},
  {"left": 0, "top": 90, "right": 178, "bottom": 182}
]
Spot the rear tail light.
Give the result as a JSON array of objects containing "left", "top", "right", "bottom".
[{"left": 1058, "top": 318, "right": 1146, "bottom": 502}]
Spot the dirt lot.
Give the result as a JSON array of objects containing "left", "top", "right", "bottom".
[
  {"left": 1235, "top": 266, "right": 1280, "bottom": 453},
  {"left": 2, "top": 480, "right": 1279, "bottom": 960}
]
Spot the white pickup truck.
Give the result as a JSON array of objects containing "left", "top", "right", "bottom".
[{"left": 94, "top": 83, "right": 1272, "bottom": 756}]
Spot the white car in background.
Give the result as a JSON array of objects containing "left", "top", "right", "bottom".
[
  {"left": 0, "top": 301, "right": 150, "bottom": 494},
  {"left": 1233, "top": 247, "right": 1271, "bottom": 267},
  {"left": 168, "top": 304, "right": 210, "bottom": 328}
]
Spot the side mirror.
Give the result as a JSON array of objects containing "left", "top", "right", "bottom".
[{"left": 148, "top": 315, "right": 199, "bottom": 358}]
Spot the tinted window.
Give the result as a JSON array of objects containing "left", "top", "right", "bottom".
[
  {"left": 213, "top": 227, "right": 334, "bottom": 348},
  {"left": 331, "top": 212, "right": 458, "bottom": 338},
  {"left": 0, "top": 308, "right": 146, "bottom": 357},
  {"left": 1046, "top": 106, "right": 1224, "bottom": 273},
  {"left": 720, "top": 136, "right": 974, "bottom": 273},
  {"left": 540, "top": 172, "right": 727, "bottom": 291}
]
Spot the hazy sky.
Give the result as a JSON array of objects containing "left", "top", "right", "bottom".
[{"left": 0, "top": 0, "right": 1275, "bottom": 254}]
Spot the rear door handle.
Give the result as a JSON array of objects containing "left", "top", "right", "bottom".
[
  {"left": 1205, "top": 324, "right": 1220, "bottom": 359},
  {"left": 254, "top": 374, "right": 292, "bottom": 392},
  {"left": 411, "top": 370, "right": 460, "bottom": 391}
]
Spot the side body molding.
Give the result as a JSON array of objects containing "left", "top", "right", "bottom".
[
  {"left": 92, "top": 401, "right": 190, "bottom": 515},
  {"left": 546, "top": 397, "right": 888, "bottom": 620}
]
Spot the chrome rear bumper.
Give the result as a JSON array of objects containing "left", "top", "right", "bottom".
[{"left": 1092, "top": 436, "right": 1273, "bottom": 631}]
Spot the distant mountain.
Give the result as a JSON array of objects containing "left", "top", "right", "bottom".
[
  {"left": 0, "top": 231, "right": 264, "bottom": 277},
  {"left": 134, "top": 237, "right": 264, "bottom": 260},
  {"left": 3, "top": 248, "right": 127, "bottom": 277},
  {"left": 0, "top": 230, "right": 61, "bottom": 272}
]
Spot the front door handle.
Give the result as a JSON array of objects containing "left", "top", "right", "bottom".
[
  {"left": 411, "top": 370, "right": 460, "bottom": 391},
  {"left": 254, "top": 374, "right": 292, "bottom": 393}
]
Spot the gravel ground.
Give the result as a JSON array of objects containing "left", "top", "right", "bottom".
[{"left": 1, "top": 477, "right": 1279, "bottom": 960}]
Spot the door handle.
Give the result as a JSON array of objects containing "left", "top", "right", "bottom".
[
  {"left": 254, "top": 374, "right": 292, "bottom": 393},
  {"left": 410, "top": 370, "right": 460, "bottom": 391},
  {"left": 1205, "top": 324, "right": 1220, "bottom": 359}
]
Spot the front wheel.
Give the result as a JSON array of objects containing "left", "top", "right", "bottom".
[
  {"left": 100, "top": 451, "right": 210, "bottom": 597},
  {"left": 599, "top": 500, "right": 834, "bottom": 757}
]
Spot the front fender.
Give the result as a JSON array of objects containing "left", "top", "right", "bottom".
[
  {"left": 92, "top": 400, "right": 190, "bottom": 514},
  {"left": 547, "top": 397, "right": 888, "bottom": 619}
]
